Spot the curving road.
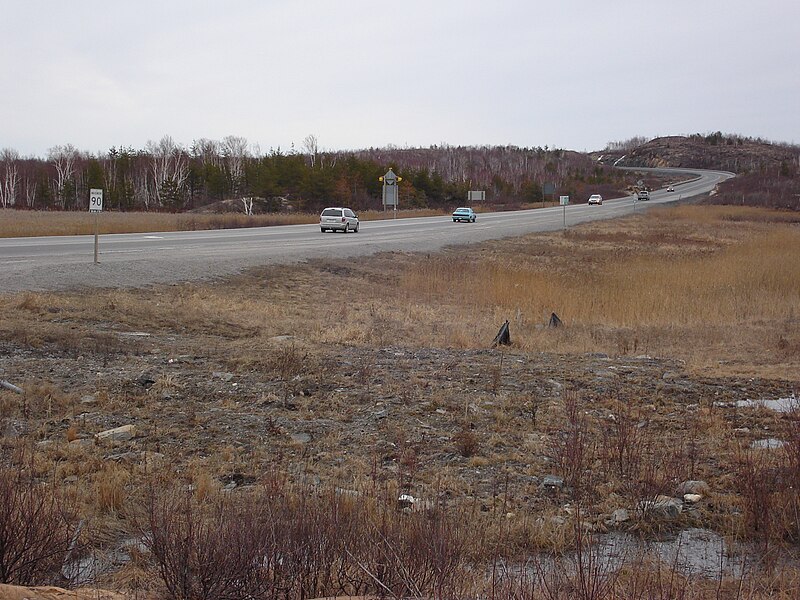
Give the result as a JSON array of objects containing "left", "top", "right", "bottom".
[{"left": 0, "top": 167, "right": 734, "bottom": 292}]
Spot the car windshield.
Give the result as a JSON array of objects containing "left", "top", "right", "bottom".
[
  {"left": 321, "top": 208, "right": 342, "bottom": 216},
  {"left": 455, "top": 208, "right": 469, "bottom": 212}
]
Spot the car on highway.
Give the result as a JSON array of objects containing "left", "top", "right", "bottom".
[
  {"left": 666, "top": 185, "right": 675, "bottom": 192},
  {"left": 452, "top": 207, "right": 477, "bottom": 222},
  {"left": 320, "top": 207, "right": 359, "bottom": 233},
  {"left": 587, "top": 194, "right": 603, "bottom": 205}
]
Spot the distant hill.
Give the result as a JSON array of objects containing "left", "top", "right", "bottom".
[
  {"left": 597, "top": 134, "right": 799, "bottom": 172},
  {"left": 596, "top": 134, "right": 800, "bottom": 210}
]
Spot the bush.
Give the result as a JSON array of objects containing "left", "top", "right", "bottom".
[{"left": 0, "top": 465, "right": 75, "bottom": 585}]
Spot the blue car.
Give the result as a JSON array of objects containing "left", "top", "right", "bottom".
[{"left": 452, "top": 207, "right": 477, "bottom": 223}]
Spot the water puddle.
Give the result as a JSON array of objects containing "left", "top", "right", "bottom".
[
  {"left": 505, "top": 528, "right": 787, "bottom": 582},
  {"left": 735, "top": 394, "right": 798, "bottom": 413},
  {"left": 751, "top": 438, "right": 786, "bottom": 449},
  {"left": 714, "top": 394, "right": 798, "bottom": 413}
]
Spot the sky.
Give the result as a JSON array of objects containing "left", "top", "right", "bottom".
[{"left": 1, "top": 0, "right": 799, "bottom": 158}]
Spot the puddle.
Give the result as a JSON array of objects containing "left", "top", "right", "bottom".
[
  {"left": 715, "top": 394, "right": 799, "bottom": 413},
  {"left": 751, "top": 438, "right": 786, "bottom": 449},
  {"left": 504, "top": 528, "right": 780, "bottom": 582},
  {"left": 735, "top": 394, "right": 798, "bottom": 413},
  {"left": 592, "top": 529, "right": 753, "bottom": 578},
  {"left": 62, "top": 537, "right": 145, "bottom": 585}
]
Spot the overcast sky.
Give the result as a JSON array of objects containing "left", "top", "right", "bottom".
[{"left": 2, "top": 0, "right": 798, "bottom": 158}]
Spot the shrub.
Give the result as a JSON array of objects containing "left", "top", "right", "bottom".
[{"left": 0, "top": 465, "right": 76, "bottom": 585}]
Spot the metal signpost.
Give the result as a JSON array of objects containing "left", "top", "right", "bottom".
[
  {"left": 543, "top": 182, "right": 556, "bottom": 207},
  {"left": 89, "top": 188, "right": 103, "bottom": 263},
  {"left": 559, "top": 195, "right": 569, "bottom": 229},
  {"left": 380, "top": 168, "right": 402, "bottom": 217}
]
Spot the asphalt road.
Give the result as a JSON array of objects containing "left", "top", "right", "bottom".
[{"left": 0, "top": 167, "right": 734, "bottom": 292}]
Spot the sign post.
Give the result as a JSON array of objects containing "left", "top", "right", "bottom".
[
  {"left": 380, "top": 168, "right": 402, "bottom": 218},
  {"left": 559, "top": 195, "right": 569, "bottom": 229},
  {"left": 89, "top": 188, "right": 103, "bottom": 264},
  {"left": 543, "top": 182, "right": 556, "bottom": 207}
]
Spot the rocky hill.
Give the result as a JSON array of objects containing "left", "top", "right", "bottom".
[
  {"left": 597, "top": 134, "right": 800, "bottom": 210},
  {"left": 597, "top": 134, "right": 798, "bottom": 172}
]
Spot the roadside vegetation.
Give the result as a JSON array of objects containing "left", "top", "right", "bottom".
[
  {"left": 1, "top": 205, "right": 799, "bottom": 598},
  {"left": 0, "top": 207, "right": 449, "bottom": 238},
  {"left": 0, "top": 139, "right": 626, "bottom": 214}
]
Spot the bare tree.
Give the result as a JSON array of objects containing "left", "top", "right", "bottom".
[
  {"left": 48, "top": 144, "right": 79, "bottom": 209},
  {"left": 222, "top": 135, "right": 248, "bottom": 196},
  {"left": 0, "top": 148, "right": 19, "bottom": 208},
  {"left": 191, "top": 138, "right": 222, "bottom": 169},
  {"left": 146, "top": 135, "right": 189, "bottom": 208},
  {"left": 24, "top": 175, "right": 37, "bottom": 208},
  {"left": 303, "top": 133, "right": 319, "bottom": 168}
]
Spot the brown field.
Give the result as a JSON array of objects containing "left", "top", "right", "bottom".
[
  {"left": 1, "top": 205, "right": 799, "bottom": 598},
  {"left": 0, "top": 208, "right": 449, "bottom": 238}
]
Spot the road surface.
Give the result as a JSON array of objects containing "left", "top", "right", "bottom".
[{"left": 0, "top": 167, "right": 734, "bottom": 292}]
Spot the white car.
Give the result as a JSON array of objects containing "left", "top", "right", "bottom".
[
  {"left": 587, "top": 194, "right": 603, "bottom": 205},
  {"left": 320, "top": 207, "right": 359, "bottom": 233},
  {"left": 666, "top": 185, "right": 675, "bottom": 192}
]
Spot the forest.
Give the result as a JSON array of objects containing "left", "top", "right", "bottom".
[{"left": 0, "top": 135, "right": 626, "bottom": 213}]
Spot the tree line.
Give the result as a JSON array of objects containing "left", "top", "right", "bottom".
[{"left": 0, "top": 135, "right": 625, "bottom": 212}]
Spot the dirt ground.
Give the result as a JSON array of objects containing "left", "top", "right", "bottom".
[{"left": 1, "top": 205, "right": 799, "bottom": 593}]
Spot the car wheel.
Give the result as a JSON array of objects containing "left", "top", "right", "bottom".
[
  {"left": 321, "top": 227, "right": 326, "bottom": 233},
  {"left": 471, "top": 216, "right": 475, "bottom": 222},
  {"left": 354, "top": 223, "right": 359, "bottom": 233},
  {"left": 342, "top": 224, "right": 348, "bottom": 233}
]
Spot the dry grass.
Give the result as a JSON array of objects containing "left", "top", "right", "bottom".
[
  {"left": 1, "top": 206, "right": 797, "bottom": 379},
  {"left": 1, "top": 203, "right": 800, "bottom": 596},
  {"left": 0, "top": 207, "right": 447, "bottom": 237}
]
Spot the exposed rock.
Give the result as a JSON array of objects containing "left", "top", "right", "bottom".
[
  {"left": 141, "top": 451, "right": 165, "bottom": 468},
  {"left": 611, "top": 508, "right": 630, "bottom": 523},
  {"left": 540, "top": 475, "right": 564, "bottom": 491},
  {"left": 105, "top": 451, "right": 138, "bottom": 462},
  {"left": 269, "top": 335, "right": 295, "bottom": 343},
  {"left": 135, "top": 372, "right": 156, "bottom": 388},
  {"left": 684, "top": 493, "right": 703, "bottom": 503},
  {"left": 3, "top": 419, "right": 25, "bottom": 438},
  {"left": 676, "top": 480, "right": 710, "bottom": 496},
  {"left": 638, "top": 495, "right": 683, "bottom": 519},
  {"left": 289, "top": 432, "right": 312, "bottom": 444},
  {"left": 69, "top": 438, "right": 94, "bottom": 448},
  {"left": 95, "top": 424, "right": 136, "bottom": 442},
  {"left": 398, "top": 493, "right": 415, "bottom": 510},
  {"left": 220, "top": 473, "right": 256, "bottom": 488}
]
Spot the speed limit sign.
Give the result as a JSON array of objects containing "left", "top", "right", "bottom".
[{"left": 89, "top": 188, "right": 103, "bottom": 212}]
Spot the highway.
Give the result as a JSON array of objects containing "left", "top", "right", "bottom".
[{"left": 0, "top": 167, "right": 734, "bottom": 292}]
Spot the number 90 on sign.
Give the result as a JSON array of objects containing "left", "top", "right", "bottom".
[{"left": 89, "top": 189, "right": 103, "bottom": 212}]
